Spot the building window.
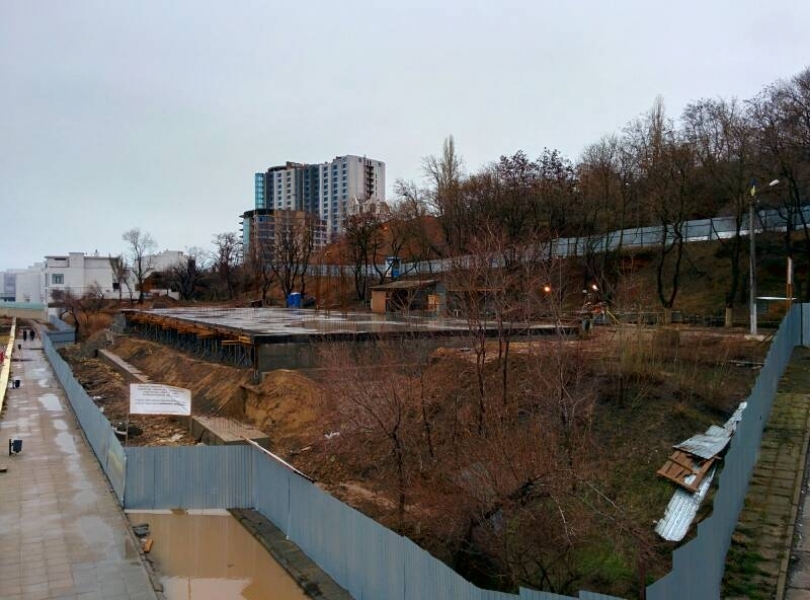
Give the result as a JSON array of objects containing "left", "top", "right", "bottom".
[{"left": 52, "top": 274, "right": 64, "bottom": 285}]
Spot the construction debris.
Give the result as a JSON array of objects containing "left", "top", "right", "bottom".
[
  {"left": 655, "top": 401, "right": 747, "bottom": 541},
  {"left": 674, "top": 425, "right": 732, "bottom": 461},
  {"left": 656, "top": 466, "right": 717, "bottom": 542},
  {"left": 657, "top": 450, "right": 715, "bottom": 493}
]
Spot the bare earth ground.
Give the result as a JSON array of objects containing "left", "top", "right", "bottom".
[
  {"left": 59, "top": 331, "right": 320, "bottom": 450},
  {"left": 59, "top": 324, "right": 766, "bottom": 597}
]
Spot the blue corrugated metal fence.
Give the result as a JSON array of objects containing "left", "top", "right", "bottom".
[{"left": 41, "top": 332, "right": 126, "bottom": 501}]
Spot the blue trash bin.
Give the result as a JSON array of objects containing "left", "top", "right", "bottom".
[{"left": 8, "top": 439, "right": 22, "bottom": 455}]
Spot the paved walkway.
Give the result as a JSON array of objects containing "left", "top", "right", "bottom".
[
  {"left": 0, "top": 335, "right": 159, "bottom": 600},
  {"left": 723, "top": 347, "right": 810, "bottom": 599},
  {"left": 786, "top": 348, "right": 810, "bottom": 600}
]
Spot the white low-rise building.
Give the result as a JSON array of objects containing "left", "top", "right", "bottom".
[
  {"left": 16, "top": 264, "right": 47, "bottom": 304},
  {"left": 0, "top": 264, "right": 47, "bottom": 304},
  {"left": 42, "top": 250, "right": 186, "bottom": 302}
]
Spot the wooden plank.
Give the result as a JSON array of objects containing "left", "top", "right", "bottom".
[{"left": 657, "top": 450, "right": 715, "bottom": 493}]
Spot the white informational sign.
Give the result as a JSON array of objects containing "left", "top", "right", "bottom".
[{"left": 130, "top": 383, "right": 192, "bottom": 416}]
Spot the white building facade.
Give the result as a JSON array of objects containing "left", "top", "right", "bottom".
[
  {"left": 254, "top": 155, "right": 386, "bottom": 239},
  {"left": 0, "top": 264, "right": 47, "bottom": 304},
  {"left": 42, "top": 250, "right": 185, "bottom": 302}
]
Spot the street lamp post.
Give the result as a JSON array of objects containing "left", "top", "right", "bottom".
[{"left": 749, "top": 179, "right": 780, "bottom": 336}]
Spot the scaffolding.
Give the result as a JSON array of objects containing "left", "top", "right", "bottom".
[{"left": 125, "top": 312, "right": 256, "bottom": 371}]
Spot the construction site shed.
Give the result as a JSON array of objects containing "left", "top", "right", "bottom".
[{"left": 370, "top": 280, "right": 440, "bottom": 313}]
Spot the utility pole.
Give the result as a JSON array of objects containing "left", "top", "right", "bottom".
[{"left": 749, "top": 193, "right": 757, "bottom": 336}]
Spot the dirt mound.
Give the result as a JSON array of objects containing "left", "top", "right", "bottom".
[
  {"left": 113, "top": 336, "right": 252, "bottom": 415},
  {"left": 110, "top": 335, "right": 322, "bottom": 453},
  {"left": 243, "top": 370, "right": 321, "bottom": 453}
]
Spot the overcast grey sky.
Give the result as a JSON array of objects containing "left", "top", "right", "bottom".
[{"left": 2, "top": 0, "right": 808, "bottom": 272}]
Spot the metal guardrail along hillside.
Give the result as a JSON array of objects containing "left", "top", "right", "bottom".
[
  {"left": 42, "top": 305, "right": 810, "bottom": 600},
  {"left": 306, "top": 204, "right": 810, "bottom": 278}
]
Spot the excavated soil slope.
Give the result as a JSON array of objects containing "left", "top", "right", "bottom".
[{"left": 110, "top": 335, "right": 322, "bottom": 454}]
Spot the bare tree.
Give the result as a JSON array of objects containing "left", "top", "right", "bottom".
[
  {"left": 624, "top": 97, "right": 696, "bottom": 321},
  {"left": 393, "top": 179, "right": 444, "bottom": 272},
  {"left": 269, "top": 211, "right": 318, "bottom": 299},
  {"left": 246, "top": 235, "right": 276, "bottom": 303},
  {"left": 343, "top": 212, "right": 385, "bottom": 301},
  {"left": 682, "top": 97, "right": 756, "bottom": 326},
  {"left": 750, "top": 67, "right": 810, "bottom": 299},
  {"left": 320, "top": 340, "right": 418, "bottom": 525},
  {"left": 165, "top": 248, "right": 208, "bottom": 301},
  {"left": 212, "top": 232, "right": 241, "bottom": 300},
  {"left": 50, "top": 284, "right": 105, "bottom": 341},
  {"left": 578, "top": 135, "right": 637, "bottom": 302},
  {"left": 108, "top": 254, "right": 131, "bottom": 303},
  {"left": 122, "top": 228, "right": 157, "bottom": 304},
  {"left": 423, "top": 135, "right": 465, "bottom": 255}
]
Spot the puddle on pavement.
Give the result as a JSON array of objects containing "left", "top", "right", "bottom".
[
  {"left": 54, "top": 431, "right": 77, "bottom": 455},
  {"left": 69, "top": 514, "right": 118, "bottom": 560},
  {"left": 127, "top": 510, "right": 307, "bottom": 600},
  {"left": 38, "top": 393, "right": 62, "bottom": 412},
  {"left": 53, "top": 419, "right": 67, "bottom": 431}
]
